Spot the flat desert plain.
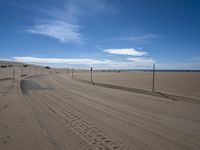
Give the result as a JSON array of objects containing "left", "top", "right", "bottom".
[{"left": 0, "top": 62, "right": 200, "bottom": 150}]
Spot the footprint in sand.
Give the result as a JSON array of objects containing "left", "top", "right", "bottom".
[
  {"left": 2, "top": 135, "right": 11, "bottom": 145},
  {"left": 0, "top": 105, "right": 9, "bottom": 112}
]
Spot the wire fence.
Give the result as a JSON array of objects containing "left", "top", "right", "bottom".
[
  {"left": 1, "top": 65, "right": 200, "bottom": 98},
  {"left": 73, "top": 68, "right": 200, "bottom": 98},
  {"left": 0, "top": 66, "right": 68, "bottom": 82}
]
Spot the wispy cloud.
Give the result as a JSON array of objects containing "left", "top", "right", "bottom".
[
  {"left": 127, "top": 57, "right": 155, "bottom": 64},
  {"left": 123, "top": 34, "right": 159, "bottom": 42},
  {"left": 27, "top": 21, "right": 82, "bottom": 44},
  {"left": 25, "top": 0, "right": 115, "bottom": 44},
  {"left": 103, "top": 48, "right": 147, "bottom": 56},
  {"left": 34, "top": 2, "right": 81, "bottom": 23},
  {"left": 79, "top": 0, "right": 117, "bottom": 14},
  {"left": 26, "top": 1, "right": 83, "bottom": 44},
  {"left": 109, "top": 34, "right": 160, "bottom": 43}
]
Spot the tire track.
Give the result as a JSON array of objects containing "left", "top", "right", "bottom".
[
  {"left": 19, "top": 75, "right": 200, "bottom": 150},
  {"left": 41, "top": 94, "right": 131, "bottom": 150},
  {"left": 45, "top": 86, "right": 200, "bottom": 150},
  {"left": 47, "top": 75, "right": 200, "bottom": 150},
  {"left": 20, "top": 81, "right": 126, "bottom": 150},
  {"left": 20, "top": 93, "right": 87, "bottom": 150}
]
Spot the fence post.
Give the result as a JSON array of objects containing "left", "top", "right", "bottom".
[
  {"left": 13, "top": 69, "right": 15, "bottom": 82},
  {"left": 90, "top": 67, "right": 94, "bottom": 85},
  {"left": 152, "top": 64, "right": 155, "bottom": 92},
  {"left": 21, "top": 68, "right": 23, "bottom": 77},
  {"left": 67, "top": 64, "right": 69, "bottom": 77},
  {"left": 72, "top": 65, "right": 74, "bottom": 79},
  {"left": 91, "top": 67, "right": 93, "bottom": 82}
]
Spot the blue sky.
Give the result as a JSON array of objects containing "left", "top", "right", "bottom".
[{"left": 0, "top": 0, "right": 200, "bottom": 69}]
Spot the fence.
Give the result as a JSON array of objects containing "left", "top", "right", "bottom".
[
  {"left": 1, "top": 65, "right": 200, "bottom": 98},
  {"left": 0, "top": 66, "right": 68, "bottom": 83},
  {"left": 73, "top": 67, "right": 200, "bottom": 99}
]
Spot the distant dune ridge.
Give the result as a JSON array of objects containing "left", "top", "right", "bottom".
[{"left": 0, "top": 60, "right": 200, "bottom": 150}]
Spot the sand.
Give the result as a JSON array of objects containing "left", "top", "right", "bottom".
[
  {"left": 75, "top": 71, "right": 200, "bottom": 98},
  {"left": 1, "top": 61, "right": 200, "bottom": 150}
]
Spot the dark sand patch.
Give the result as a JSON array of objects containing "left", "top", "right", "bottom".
[{"left": 20, "top": 79, "right": 53, "bottom": 95}]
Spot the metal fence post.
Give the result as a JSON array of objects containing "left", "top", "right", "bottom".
[
  {"left": 152, "top": 64, "right": 155, "bottom": 92},
  {"left": 91, "top": 67, "right": 93, "bottom": 82},
  {"left": 21, "top": 68, "right": 23, "bottom": 77},
  {"left": 67, "top": 64, "right": 69, "bottom": 77},
  {"left": 13, "top": 69, "right": 15, "bottom": 82},
  {"left": 91, "top": 67, "right": 94, "bottom": 85},
  {"left": 72, "top": 65, "right": 74, "bottom": 79}
]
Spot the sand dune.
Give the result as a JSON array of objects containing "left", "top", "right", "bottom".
[{"left": 1, "top": 63, "right": 200, "bottom": 150}]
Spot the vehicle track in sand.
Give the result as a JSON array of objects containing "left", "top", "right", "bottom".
[
  {"left": 15, "top": 74, "right": 200, "bottom": 150},
  {"left": 20, "top": 78, "right": 131, "bottom": 150},
  {"left": 48, "top": 75, "right": 200, "bottom": 149}
]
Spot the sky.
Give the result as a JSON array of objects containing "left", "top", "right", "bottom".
[{"left": 0, "top": 0, "right": 200, "bottom": 69}]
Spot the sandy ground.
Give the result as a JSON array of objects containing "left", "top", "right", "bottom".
[
  {"left": 1, "top": 63, "right": 200, "bottom": 150},
  {"left": 75, "top": 71, "right": 200, "bottom": 98}
]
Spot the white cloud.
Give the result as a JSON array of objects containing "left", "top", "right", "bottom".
[
  {"left": 24, "top": 0, "right": 115, "bottom": 44},
  {"left": 103, "top": 48, "right": 147, "bottom": 56},
  {"left": 27, "top": 21, "right": 82, "bottom": 44},
  {"left": 127, "top": 57, "right": 155, "bottom": 64},
  {"left": 13, "top": 57, "right": 110, "bottom": 65},
  {"left": 12, "top": 56, "right": 155, "bottom": 69},
  {"left": 3, "top": 57, "right": 200, "bottom": 69}
]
